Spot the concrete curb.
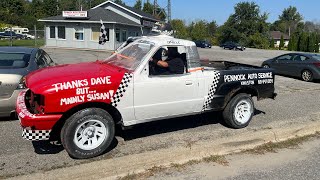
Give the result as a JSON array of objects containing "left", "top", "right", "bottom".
[{"left": 12, "top": 119, "right": 320, "bottom": 180}]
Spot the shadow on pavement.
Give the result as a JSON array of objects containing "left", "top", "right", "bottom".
[
  {"left": 117, "top": 111, "right": 224, "bottom": 141},
  {"left": 32, "top": 141, "right": 64, "bottom": 154}
]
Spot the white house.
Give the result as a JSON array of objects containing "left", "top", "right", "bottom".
[{"left": 39, "top": 0, "right": 159, "bottom": 50}]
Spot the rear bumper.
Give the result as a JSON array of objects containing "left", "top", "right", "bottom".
[
  {"left": 16, "top": 89, "right": 62, "bottom": 141},
  {"left": 0, "top": 89, "right": 21, "bottom": 117}
]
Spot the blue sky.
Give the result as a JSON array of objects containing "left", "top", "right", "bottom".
[{"left": 125, "top": 0, "right": 320, "bottom": 25}]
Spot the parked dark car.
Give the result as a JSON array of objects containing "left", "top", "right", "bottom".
[
  {"left": 262, "top": 53, "right": 320, "bottom": 82},
  {"left": 220, "top": 42, "right": 246, "bottom": 51},
  {"left": 0, "top": 47, "right": 56, "bottom": 117},
  {"left": 195, "top": 40, "right": 212, "bottom": 48},
  {"left": 0, "top": 31, "right": 25, "bottom": 40}
]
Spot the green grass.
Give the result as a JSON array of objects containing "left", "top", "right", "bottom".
[{"left": 0, "top": 39, "right": 45, "bottom": 47}]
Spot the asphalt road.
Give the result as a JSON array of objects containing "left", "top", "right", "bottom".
[
  {"left": 1, "top": 47, "right": 320, "bottom": 178},
  {"left": 149, "top": 136, "right": 320, "bottom": 180}
]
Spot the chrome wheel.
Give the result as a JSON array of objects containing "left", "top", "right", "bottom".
[
  {"left": 234, "top": 100, "right": 252, "bottom": 124},
  {"left": 74, "top": 119, "right": 107, "bottom": 151},
  {"left": 302, "top": 70, "right": 312, "bottom": 82}
]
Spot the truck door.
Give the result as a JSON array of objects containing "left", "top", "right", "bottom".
[{"left": 133, "top": 46, "right": 203, "bottom": 121}]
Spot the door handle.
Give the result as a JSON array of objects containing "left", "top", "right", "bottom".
[{"left": 185, "top": 80, "right": 193, "bottom": 85}]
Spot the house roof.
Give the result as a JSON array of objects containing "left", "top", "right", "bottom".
[
  {"left": 92, "top": 0, "right": 158, "bottom": 21},
  {"left": 270, "top": 31, "right": 290, "bottom": 40},
  {"left": 39, "top": 7, "right": 142, "bottom": 27}
]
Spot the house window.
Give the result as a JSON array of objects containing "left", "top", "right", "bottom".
[
  {"left": 135, "top": 32, "right": 139, "bottom": 36},
  {"left": 91, "top": 27, "right": 109, "bottom": 41},
  {"left": 57, "top": 26, "right": 65, "bottom": 39},
  {"left": 122, "top": 30, "right": 127, "bottom": 42},
  {"left": 49, "top": 26, "right": 55, "bottom": 38},
  {"left": 115, "top": 28, "right": 120, "bottom": 42},
  {"left": 74, "top": 27, "right": 84, "bottom": 40}
]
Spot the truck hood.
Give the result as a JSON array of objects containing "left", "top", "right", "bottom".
[{"left": 26, "top": 61, "right": 128, "bottom": 94}]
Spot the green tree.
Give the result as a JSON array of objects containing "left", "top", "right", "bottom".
[
  {"left": 170, "top": 19, "right": 189, "bottom": 39},
  {"left": 278, "top": 6, "right": 303, "bottom": 36},
  {"left": 249, "top": 33, "right": 269, "bottom": 49},
  {"left": 189, "top": 20, "right": 209, "bottom": 41},
  {"left": 218, "top": 2, "right": 269, "bottom": 48},
  {"left": 298, "top": 32, "right": 309, "bottom": 52},
  {"left": 142, "top": 0, "right": 153, "bottom": 15},
  {"left": 208, "top": 20, "right": 218, "bottom": 37},
  {"left": 113, "top": 0, "right": 125, "bottom": 5},
  {"left": 279, "top": 35, "right": 284, "bottom": 50},
  {"left": 43, "top": 0, "right": 58, "bottom": 16},
  {"left": 133, "top": 0, "right": 142, "bottom": 10},
  {"left": 270, "top": 38, "right": 275, "bottom": 49}
]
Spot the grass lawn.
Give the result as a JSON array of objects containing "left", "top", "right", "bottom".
[{"left": 0, "top": 39, "right": 45, "bottom": 47}]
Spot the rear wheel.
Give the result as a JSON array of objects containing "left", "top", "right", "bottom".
[
  {"left": 61, "top": 108, "right": 115, "bottom": 159},
  {"left": 301, "top": 70, "right": 313, "bottom": 82},
  {"left": 223, "top": 93, "right": 254, "bottom": 129}
]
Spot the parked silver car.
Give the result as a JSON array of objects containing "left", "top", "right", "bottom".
[
  {"left": 262, "top": 53, "right": 320, "bottom": 82},
  {"left": 0, "top": 47, "right": 55, "bottom": 117}
]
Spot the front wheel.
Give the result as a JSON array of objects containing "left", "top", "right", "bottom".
[
  {"left": 61, "top": 108, "right": 115, "bottom": 159},
  {"left": 301, "top": 70, "right": 313, "bottom": 82},
  {"left": 223, "top": 93, "right": 254, "bottom": 129}
]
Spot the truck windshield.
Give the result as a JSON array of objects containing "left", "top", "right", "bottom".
[{"left": 104, "top": 42, "right": 154, "bottom": 71}]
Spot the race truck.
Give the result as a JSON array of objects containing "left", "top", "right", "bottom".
[{"left": 17, "top": 35, "right": 276, "bottom": 159}]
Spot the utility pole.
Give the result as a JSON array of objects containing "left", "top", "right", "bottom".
[
  {"left": 167, "top": 0, "right": 171, "bottom": 22},
  {"left": 153, "top": 0, "right": 157, "bottom": 16}
]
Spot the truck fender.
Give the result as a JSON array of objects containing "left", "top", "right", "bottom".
[{"left": 222, "top": 86, "right": 259, "bottom": 109}]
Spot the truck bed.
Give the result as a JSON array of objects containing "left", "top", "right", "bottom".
[{"left": 200, "top": 60, "right": 259, "bottom": 70}]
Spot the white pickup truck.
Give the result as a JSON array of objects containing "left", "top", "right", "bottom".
[{"left": 17, "top": 35, "right": 276, "bottom": 159}]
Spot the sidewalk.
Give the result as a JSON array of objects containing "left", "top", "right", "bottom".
[{"left": 11, "top": 113, "right": 320, "bottom": 180}]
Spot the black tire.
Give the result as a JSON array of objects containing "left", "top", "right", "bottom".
[
  {"left": 223, "top": 93, "right": 254, "bottom": 129},
  {"left": 301, "top": 70, "right": 313, "bottom": 82},
  {"left": 61, "top": 108, "right": 115, "bottom": 159}
]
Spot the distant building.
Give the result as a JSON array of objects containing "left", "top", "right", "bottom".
[
  {"left": 39, "top": 0, "right": 159, "bottom": 50},
  {"left": 270, "top": 31, "right": 290, "bottom": 47}
]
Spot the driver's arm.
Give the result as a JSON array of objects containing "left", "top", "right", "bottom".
[{"left": 156, "top": 60, "right": 169, "bottom": 68}]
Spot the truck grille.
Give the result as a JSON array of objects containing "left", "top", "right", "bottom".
[{"left": 25, "top": 90, "right": 45, "bottom": 114}]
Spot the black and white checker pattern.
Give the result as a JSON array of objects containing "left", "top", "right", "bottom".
[
  {"left": 22, "top": 129, "right": 51, "bottom": 141},
  {"left": 111, "top": 73, "right": 133, "bottom": 107},
  {"left": 202, "top": 71, "right": 221, "bottom": 111},
  {"left": 99, "top": 20, "right": 108, "bottom": 45}
]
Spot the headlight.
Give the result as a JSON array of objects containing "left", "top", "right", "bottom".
[{"left": 17, "top": 76, "right": 26, "bottom": 89}]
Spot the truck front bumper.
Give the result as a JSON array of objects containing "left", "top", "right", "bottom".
[{"left": 16, "top": 89, "right": 62, "bottom": 141}]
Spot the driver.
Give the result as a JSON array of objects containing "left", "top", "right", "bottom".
[{"left": 151, "top": 47, "right": 184, "bottom": 75}]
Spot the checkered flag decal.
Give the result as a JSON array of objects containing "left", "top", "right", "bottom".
[
  {"left": 111, "top": 73, "right": 133, "bottom": 107},
  {"left": 202, "top": 71, "right": 221, "bottom": 111},
  {"left": 99, "top": 19, "right": 108, "bottom": 45},
  {"left": 22, "top": 129, "right": 51, "bottom": 141}
]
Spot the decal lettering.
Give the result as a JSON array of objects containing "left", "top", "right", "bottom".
[
  {"left": 224, "top": 72, "right": 274, "bottom": 86},
  {"left": 56, "top": 76, "right": 115, "bottom": 106},
  {"left": 258, "top": 79, "right": 274, "bottom": 84},
  {"left": 258, "top": 72, "right": 273, "bottom": 79},
  {"left": 90, "top": 76, "right": 111, "bottom": 86},
  {"left": 241, "top": 80, "right": 254, "bottom": 85},
  {"left": 167, "top": 40, "right": 180, "bottom": 44},
  {"left": 52, "top": 79, "right": 89, "bottom": 92},
  {"left": 52, "top": 76, "right": 112, "bottom": 92},
  {"left": 60, "top": 95, "right": 85, "bottom": 105},
  {"left": 224, "top": 74, "right": 246, "bottom": 82},
  {"left": 87, "top": 90, "right": 114, "bottom": 101}
]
